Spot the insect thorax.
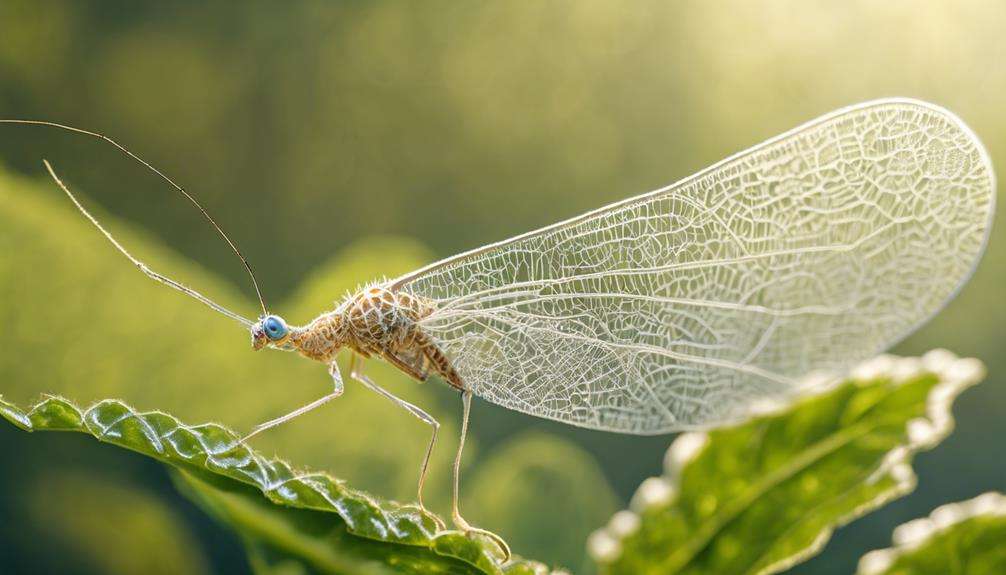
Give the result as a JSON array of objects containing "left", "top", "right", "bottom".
[
  {"left": 293, "top": 284, "right": 434, "bottom": 362},
  {"left": 343, "top": 285, "right": 433, "bottom": 350}
]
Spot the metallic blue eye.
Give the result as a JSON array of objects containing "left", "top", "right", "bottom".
[{"left": 263, "top": 316, "right": 288, "bottom": 340}]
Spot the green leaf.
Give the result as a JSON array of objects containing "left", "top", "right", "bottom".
[
  {"left": 464, "top": 432, "right": 620, "bottom": 572},
  {"left": 0, "top": 168, "right": 458, "bottom": 508},
  {"left": 0, "top": 395, "right": 552, "bottom": 575},
  {"left": 0, "top": 164, "right": 616, "bottom": 570},
  {"left": 173, "top": 469, "right": 485, "bottom": 575},
  {"left": 589, "top": 351, "right": 986, "bottom": 575},
  {"left": 857, "top": 492, "right": 1006, "bottom": 575}
]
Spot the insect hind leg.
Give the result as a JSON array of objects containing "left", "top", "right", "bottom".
[
  {"left": 349, "top": 353, "right": 445, "bottom": 531},
  {"left": 408, "top": 331, "right": 464, "bottom": 391},
  {"left": 404, "top": 329, "right": 510, "bottom": 556},
  {"left": 451, "top": 389, "right": 511, "bottom": 560}
]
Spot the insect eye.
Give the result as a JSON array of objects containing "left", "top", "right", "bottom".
[{"left": 263, "top": 316, "right": 288, "bottom": 340}]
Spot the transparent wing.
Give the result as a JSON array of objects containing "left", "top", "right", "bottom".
[{"left": 392, "top": 99, "right": 995, "bottom": 434}]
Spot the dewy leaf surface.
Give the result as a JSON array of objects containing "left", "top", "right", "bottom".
[
  {"left": 0, "top": 395, "right": 550, "bottom": 575},
  {"left": 857, "top": 492, "right": 1006, "bottom": 575},
  {"left": 589, "top": 351, "right": 986, "bottom": 575}
]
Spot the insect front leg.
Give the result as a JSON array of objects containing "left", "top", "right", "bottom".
[
  {"left": 348, "top": 353, "right": 445, "bottom": 530},
  {"left": 240, "top": 362, "right": 345, "bottom": 443}
]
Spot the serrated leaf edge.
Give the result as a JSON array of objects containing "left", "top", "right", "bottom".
[
  {"left": 856, "top": 491, "right": 1006, "bottom": 575},
  {"left": 587, "top": 350, "right": 986, "bottom": 573},
  {"left": 0, "top": 394, "right": 546, "bottom": 574}
]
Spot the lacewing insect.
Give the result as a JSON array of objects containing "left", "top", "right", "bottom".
[{"left": 1, "top": 98, "right": 995, "bottom": 559}]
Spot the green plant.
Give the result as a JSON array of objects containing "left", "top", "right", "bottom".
[
  {"left": 0, "top": 395, "right": 549, "bottom": 575},
  {"left": 857, "top": 492, "right": 1006, "bottom": 574},
  {"left": 3, "top": 168, "right": 1002, "bottom": 573},
  {"left": 0, "top": 167, "right": 615, "bottom": 571},
  {"left": 3, "top": 349, "right": 996, "bottom": 574},
  {"left": 587, "top": 351, "right": 988, "bottom": 574}
]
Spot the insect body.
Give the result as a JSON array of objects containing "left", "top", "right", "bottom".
[
  {"left": 1, "top": 98, "right": 996, "bottom": 561},
  {"left": 261, "top": 286, "right": 462, "bottom": 389}
]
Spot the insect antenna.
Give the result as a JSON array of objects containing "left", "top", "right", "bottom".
[{"left": 0, "top": 119, "right": 268, "bottom": 325}]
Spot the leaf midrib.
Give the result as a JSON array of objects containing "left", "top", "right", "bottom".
[
  {"left": 661, "top": 404, "right": 910, "bottom": 573},
  {"left": 180, "top": 470, "right": 406, "bottom": 575}
]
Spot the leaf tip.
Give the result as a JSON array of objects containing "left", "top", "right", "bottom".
[{"left": 857, "top": 491, "right": 1006, "bottom": 575}]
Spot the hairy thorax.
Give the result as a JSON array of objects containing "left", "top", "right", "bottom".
[
  {"left": 290, "top": 284, "right": 463, "bottom": 389},
  {"left": 291, "top": 285, "right": 436, "bottom": 363}
]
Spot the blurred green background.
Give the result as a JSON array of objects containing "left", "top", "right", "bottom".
[{"left": 1, "top": 1, "right": 1004, "bottom": 573}]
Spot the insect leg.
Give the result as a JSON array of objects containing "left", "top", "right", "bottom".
[
  {"left": 348, "top": 354, "right": 444, "bottom": 529},
  {"left": 383, "top": 347, "right": 432, "bottom": 381},
  {"left": 451, "top": 389, "right": 511, "bottom": 561},
  {"left": 240, "top": 361, "right": 344, "bottom": 443}
]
